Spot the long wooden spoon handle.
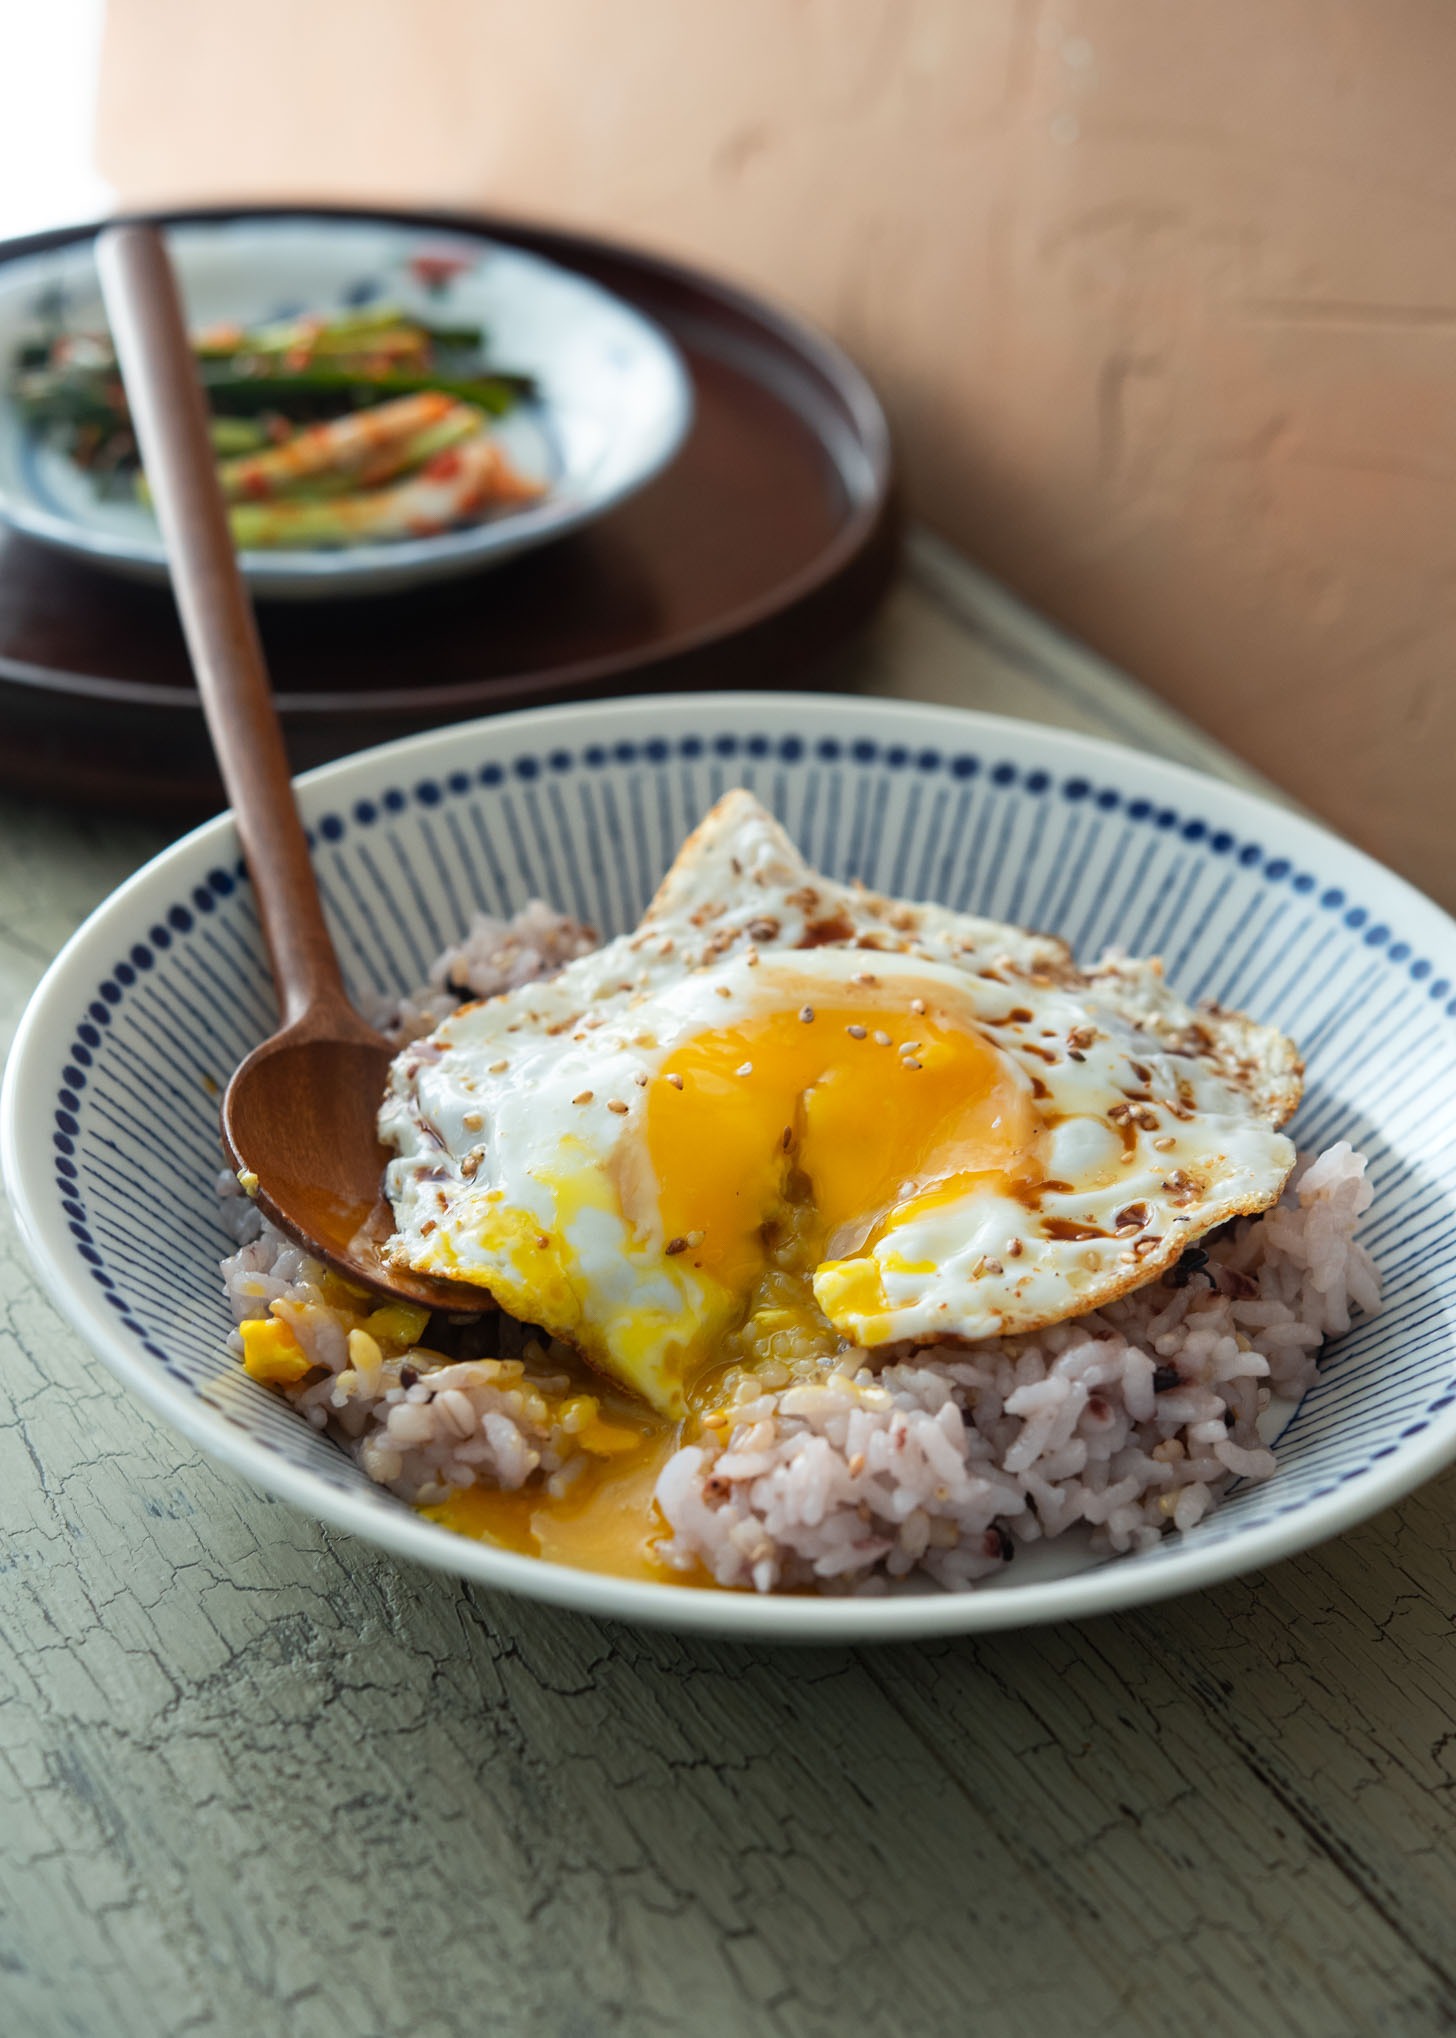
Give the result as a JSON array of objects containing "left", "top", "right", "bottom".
[{"left": 95, "top": 221, "right": 348, "bottom": 1029}]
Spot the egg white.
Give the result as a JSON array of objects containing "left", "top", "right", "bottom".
[{"left": 380, "top": 791, "right": 1301, "bottom": 1413}]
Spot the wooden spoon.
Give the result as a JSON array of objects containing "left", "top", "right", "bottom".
[{"left": 96, "top": 221, "right": 486, "bottom": 1315}]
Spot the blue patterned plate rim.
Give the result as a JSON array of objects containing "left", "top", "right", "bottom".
[{"left": 5, "top": 692, "right": 1455, "bottom": 1641}]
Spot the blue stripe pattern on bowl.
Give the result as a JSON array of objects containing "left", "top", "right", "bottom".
[{"left": 17, "top": 694, "right": 1456, "bottom": 1628}]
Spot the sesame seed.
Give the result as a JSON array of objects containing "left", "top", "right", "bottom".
[
  {"left": 634, "top": 1071, "right": 649, "bottom": 1087},
  {"left": 607, "top": 1098, "right": 629, "bottom": 1115},
  {"left": 847, "top": 1024, "right": 867, "bottom": 1040},
  {"left": 462, "top": 1110, "right": 484, "bottom": 1131},
  {"left": 983, "top": 1258, "right": 1003, "bottom": 1277},
  {"left": 1152, "top": 1135, "right": 1175, "bottom": 1152},
  {"left": 910, "top": 997, "right": 926, "bottom": 1016},
  {"left": 853, "top": 972, "right": 878, "bottom": 987},
  {"left": 848, "top": 1451, "right": 867, "bottom": 1477},
  {"left": 715, "top": 984, "right": 732, "bottom": 998},
  {"left": 799, "top": 1005, "right": 815, "bottom": 1023},
  {"left": 900, "top": 1041, "right": 921, "bottom": 1055},
  {"left": 489, "top": 1059, "right": 509, "bottom": 1074},
  {"left": 666, "top": 1072, "right": 684, "bottom": 1090},
  {"left": 736, "top": 1061, "right": 753, "bottom": 1077},
  {"left": 1007, "top": 1238, "right": 1023, "bottom": 1258},
  {"left": 898, "top": 1179, "right": 917, "bottom": 1197},
  {"left": 902, "top": 1057, "right": 922, "bottom": 1071},
  {"left": 872, "top": 1030, "right": 891, "bottom": 1047},
  {"left": 745, "top": 948, "right": 760, "bottom": 967},
  {"left": 684, "top": 1229, "right": 704, "bottom": 1248},
  {"left": 572, "top": 1090, "right": 593, "bottom": 1105},
  {"left": 665, "top": 1236, "right": 688, "bottom": 1255}
]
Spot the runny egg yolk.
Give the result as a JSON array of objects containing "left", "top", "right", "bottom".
[{"left": 645, "top": 985, "right": 1043, "bottom": 1328}]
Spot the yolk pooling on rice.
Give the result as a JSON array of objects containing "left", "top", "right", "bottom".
[{"left": 425, "top": 1425, "right": 700, "bottom": 1584}]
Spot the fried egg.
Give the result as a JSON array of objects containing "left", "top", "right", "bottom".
[{"left": 380, "top": 791, "right": 1302, "bottom": 1414}]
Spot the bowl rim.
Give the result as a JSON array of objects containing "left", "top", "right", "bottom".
[
  {"left": 6, "top": 690, "right": 1456, "bottom": 1641},
  {"left": 0, "top": 209, "right": 695, "bottom": 590}
]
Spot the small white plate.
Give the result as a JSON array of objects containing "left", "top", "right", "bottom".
[
  {"left": 0, "top": 215, "right": 693, "bottom": 599},
  {"left": 5, "top": 693, "right": 1456, "bottom": 1641}
]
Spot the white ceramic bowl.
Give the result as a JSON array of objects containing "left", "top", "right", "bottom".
[
  {"left": 5, "top": 693, "right": 1456, "bottom": 1641},
  {"left": 0, "top": 215, "right": 692, "bottom": 597}
]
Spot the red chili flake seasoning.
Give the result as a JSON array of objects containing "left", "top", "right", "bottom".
[{"left": 409, "top": 250, "right": 475, "bottom": 291}]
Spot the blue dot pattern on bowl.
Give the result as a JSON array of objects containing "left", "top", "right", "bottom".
[{"left": 45, "top": 725, "right": 1456, "bottom": 1548}]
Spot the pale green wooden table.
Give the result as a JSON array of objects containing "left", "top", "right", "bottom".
[{"left": 2, "top": 536, "right": 1453, "bottom": 2038}]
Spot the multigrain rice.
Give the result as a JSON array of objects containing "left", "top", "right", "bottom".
[{"left": 652, "top": 1143, "right": 1377, "bottom": 1591}]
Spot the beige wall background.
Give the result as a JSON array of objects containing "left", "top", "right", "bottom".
[{"left": 97, "top": 0, "right": 1455, "bottom": 905}]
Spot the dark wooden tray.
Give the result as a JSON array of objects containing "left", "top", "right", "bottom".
[{"left": 0, "top": 204, "right": 897, "bottom": 817}]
